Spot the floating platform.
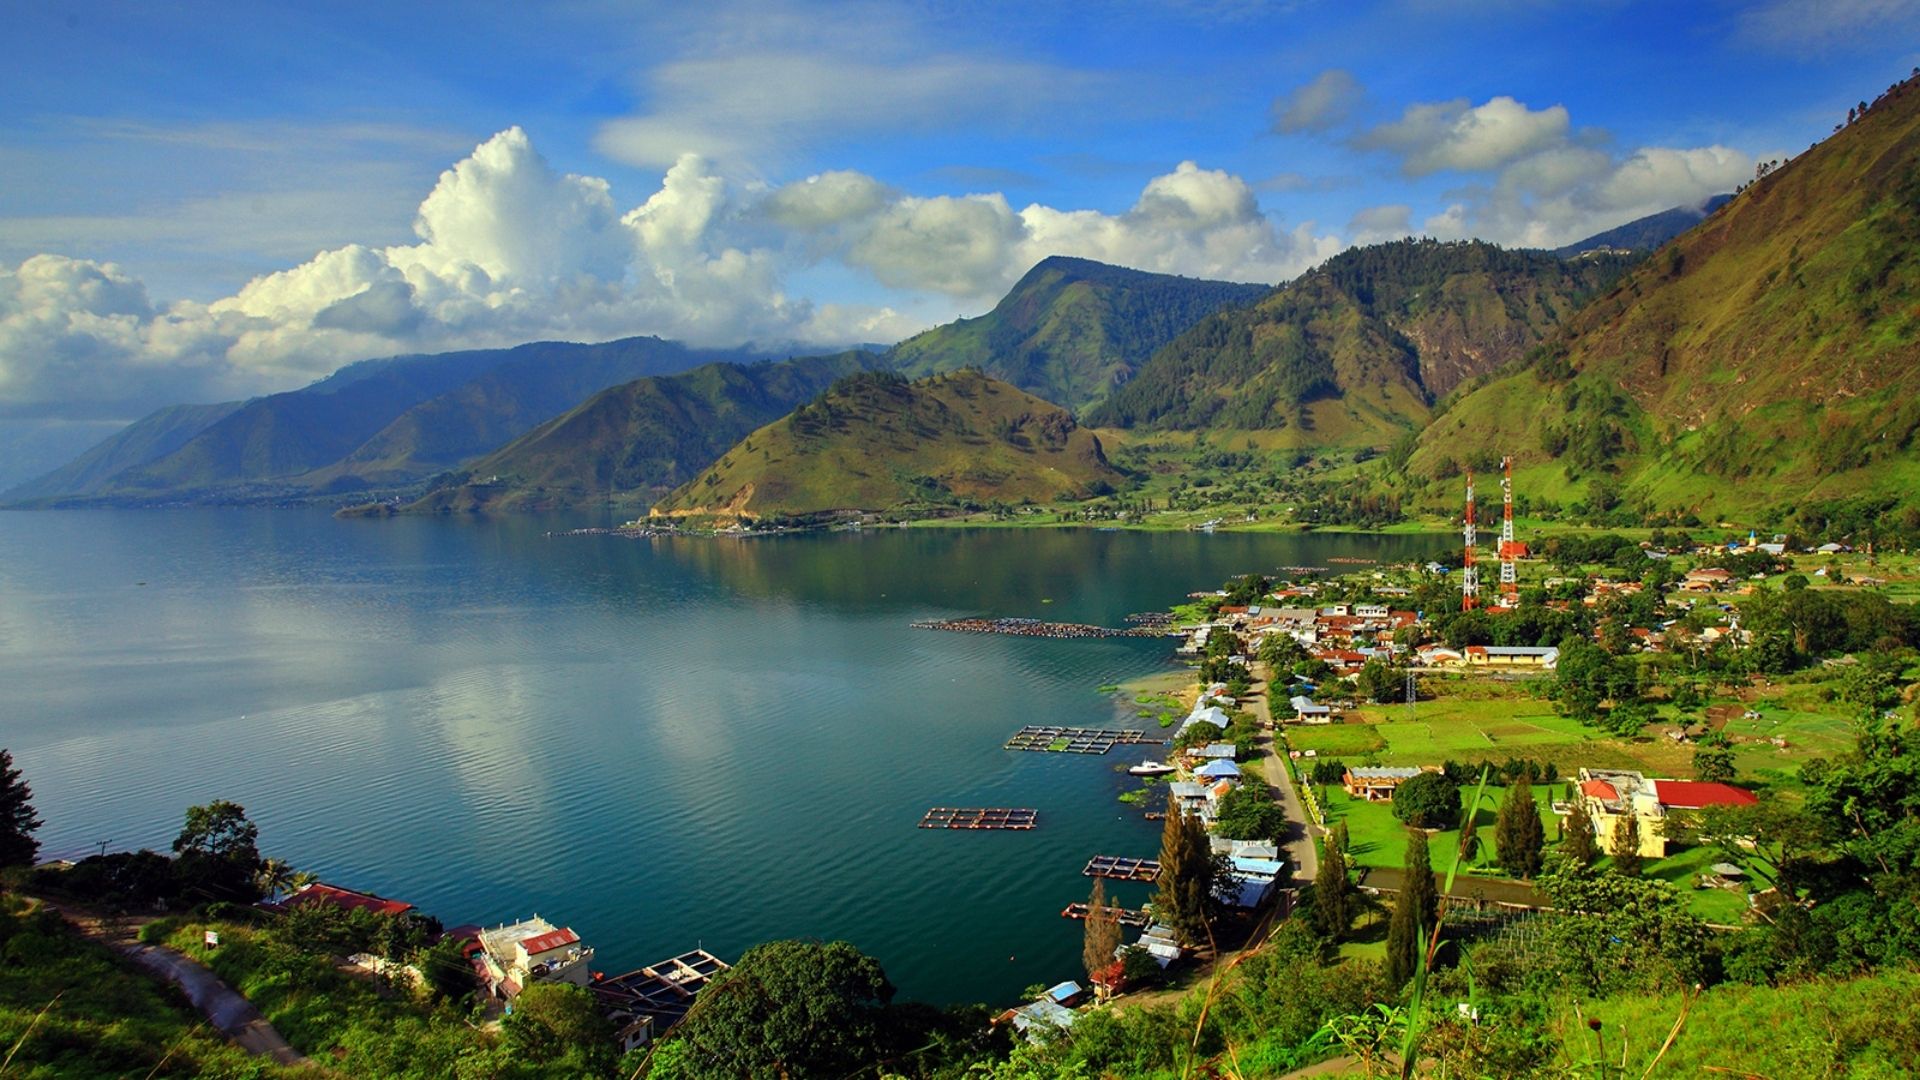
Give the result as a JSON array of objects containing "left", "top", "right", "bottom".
[
  {"left": 919, "top": 807, "right": 1038, "bottom": 830},
  {"left": 1061, "top": 902, "right": 1151, "bottom": 928},
  {"left": 591, "top": 949, "right": 730, "bottom": 1030},
  {"left": 1005, "top": 725, "right": 1162, "bottom": 754},
  {"left": 911, "top": 617, "right": 1162, "bottom": 640},
  {"left": 1084, "top": 855, "right": 1161, "bottom": 881}
]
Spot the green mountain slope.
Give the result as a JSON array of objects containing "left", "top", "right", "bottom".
[
  {"left": 887, "top": 256, "right": 1268, "bottom": 413},
  {"left": 63, "top": 338, "right": 753, "bottom": 503},
  {"left": 408, "top": 351, "right": 880, "bottom": 512},
  {"left": 1084, "top": 239, "right": 1633, "bottom": 445},
  {"left": 651, "top": 370, "right": 1123, "bottom": 519},
  {"left": 1410, "top": 72, "right": 1920, "bottom": 520},
  {"left": 3, "top": 401, "right": 244, "bottom": 502}
]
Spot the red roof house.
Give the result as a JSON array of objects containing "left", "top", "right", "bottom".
[
  {"left": 266, "top": 882, "right": 414, "bottom": 918},
  {"left": 1652, "top": 780, "right": 1759, "bottom": 810}
]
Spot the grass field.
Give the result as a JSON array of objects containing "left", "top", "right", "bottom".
[{"left": 1311, "top": 779, "right": 1766, "bottom": 921}]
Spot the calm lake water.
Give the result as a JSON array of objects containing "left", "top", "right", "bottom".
[{"left": 0, "top": 510, "right": 1447, "bottom": 1004}]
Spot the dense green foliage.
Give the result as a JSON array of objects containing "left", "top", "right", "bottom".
[
  {"left": 1391, "top": 771, "right": 1462, "bottom": 830},
  {"left": 1151, "top": 795, "right": 1215, "bottom": 946},
  {"left": 0, "top": 749, "right": 43, "bottom": 868},
  {"left": 1493, "top": 775, "right": 1546, "bottom": 878},
  {"left": 0, "top": 901, "right": 273, "bottom": 1079},
  {"left": 1312, "top": 823, "right": 1355, "bottom": 940},
  {"left": 1385, "top": 830, "right": 1437, "bottom": 986}
]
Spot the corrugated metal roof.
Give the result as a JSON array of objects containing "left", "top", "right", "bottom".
[{"left": 519, "top": 928, "right": 580, "bottom": 955}]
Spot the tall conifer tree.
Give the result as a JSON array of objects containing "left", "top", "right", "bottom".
[
  {"left": 1152, "top": 792, "right": 1214, "bottom": 945},
  {"left": 1495, "top": 774, "right": 1546, "bottom": 878},
  {"left": 1385, "top": 830, "right": 1437, "bottom": 986}
]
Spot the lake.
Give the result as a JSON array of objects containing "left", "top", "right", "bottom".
[{"left": 0, "top": 510, "right": 1447, "bottom": 1004}]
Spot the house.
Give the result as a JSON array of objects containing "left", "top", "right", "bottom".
[
  {"left": 592, "top": 950, "right": 729, "bottom": 1052},
  {"left": 1194, "top": 759, "right": 1242, "bottom": 781},
  {"left": 1572, "top": 769, "right": 1757, "bottom": 858},
  {"left": 1462, "top": 645, "right": 1560, "bottom": 669},
  {"left": 1354, "top": 603, "right": 1390, "bottom": 618},
  {"left": 261, "top": 881, "right": 415, "bottom": 918},
  {"left": 1343, "top": 766, "right": 1428, "bottom": 801},
  {"left": 1192, "top": 743, "right": 1238, "bottom": 760},
  {"left": 1221, "top": 856, "right": 1286, "bottom": 908},
  {"left": 477, "top": 917, "right": 595, "bottom": 1000},
  {"left": 1005, "top": 998, "right": 1078, "bottom": 1043},
  {"left": 1682, "top": 567, "right": 1735, "bottom": 591}
]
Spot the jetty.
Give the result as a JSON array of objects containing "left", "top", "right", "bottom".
[
  {"left": 919, "top": 807, "right": 1038, "bottom": 830},
  {"left": 1004, "top": 726, "right": 1161, "bottom": 754},
  {"left": 1061, "top": 902, "right": 1152, "bottom": 928},
  {"left": 1083, "top": 855, "right": 1161, "bottom": 882},
  {"left": 911, "top": 617, "right": 1164, "bottom": 640}
]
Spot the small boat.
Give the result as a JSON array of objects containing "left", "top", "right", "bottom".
[{"left": 1129, "top": 760, "right": 1176, "bottom": 777}]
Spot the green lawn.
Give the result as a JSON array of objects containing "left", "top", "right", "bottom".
[{"left": 1315, "top": 777, "right": 1767, "bottom": 921}]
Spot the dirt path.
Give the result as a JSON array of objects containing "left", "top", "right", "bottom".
[{"left": 41, "top": 899, "right": 308, "bottom": 1067}]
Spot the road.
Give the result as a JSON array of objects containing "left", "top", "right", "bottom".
[
  {"left": 124, "top": 943, "right": 308, "bottom": 1065},
  {"left": 1249, "top": 669, "right": 1319, "bottom": 884},
  {"left": 41, "top": 899, "right": 307, "bottom": 1067}
]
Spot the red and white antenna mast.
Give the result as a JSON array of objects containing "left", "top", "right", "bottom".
[
  {"left": 1500, "top": 456, "right": 1518, "bottom": 605},
  {"left": 1462, "top": 470, "right": 1479, "bottom": 611}
]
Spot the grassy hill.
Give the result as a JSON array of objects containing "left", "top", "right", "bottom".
[
  {"left": 1084, "top": 239, "right": 1633, "bottom": 447},
  {"left": 651, "top": 370, "right": 1124, "bottom": 520},
  {"left": 407, "top": 351, "right": 879, "bottom": 512},
  {"left": 1409, "top": 72, "right": 1920, "bottom": 523},
  {"left": 887, "top": 256, "right": 1268, "bottom": 414}
]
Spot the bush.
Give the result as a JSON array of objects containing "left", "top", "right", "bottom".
[{"left": 1392, "top": 771, "right": 1462, "bottom": 830}]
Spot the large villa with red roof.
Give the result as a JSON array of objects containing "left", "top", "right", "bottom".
[{"left": 1573, "top": 768, "right": 1758, "bottom": 858}]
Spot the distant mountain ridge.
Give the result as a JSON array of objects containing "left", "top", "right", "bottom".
[
  {"left": 7, "top": 337, "right": 774, "bottom": 506},
  {"left": 651, "top": 369, "right": 1124, "bottom": 519},
  {"left": 1084, "top": 239, "right": 1635, "bottom": 446},
  {"left": 886, "top": 256, "right": 1269, "bottom": 414},
  {"left": 1553, "top": 195, "right": 1734, "bottom": 257},
  {"left": 407, "top": 351, "right": 882, "bottom": 513}
]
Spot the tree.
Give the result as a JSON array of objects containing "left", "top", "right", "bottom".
[
  {"left": 418, "top": 938, "right": 475, "bottom": 1004},
  {"left": 1610, "top": 812, "right": 1644, "bottom": 876},
  {"left": 172, "top": 800, "right": 264, "bottom": 902},
  {"left": 1693, "top": 739, "right": 1736, "bottom": 783},
  {"left": 1385, "top": 831, "right": 1438, "bottom": 987},
  {"left": 1313, "top": 825, "right": 1354, "bottom": 940},
  {"left": 504, "top": 982, "right": 616, "bottom": 1074},
  {"left": 0, "top": 750, "right": 44, "bottom": 869},
  {"left": 1152, "top": 792, "right": 1214, "bottom": 946},
  {"left": 1212, "top": 783, "right": 1286, "bottom": 842},
  {"left": 1561, "top": 801, "right": 1597, "bottom": 869},
  {"left": 1391, "top": 771, "right": 1461, "bottom": 830},
  {"left": 667, "top": 939, "right": 896, "bottom": 1079},
  {"left": 1082, "top": 879, "right": 1121, "bottom": 986},
  {"left": 1494, "top": 775, "right": 1546, "bottom": 879},
  {"left": 1355, "top": 657, "right": 1408, "bottom": 705}
]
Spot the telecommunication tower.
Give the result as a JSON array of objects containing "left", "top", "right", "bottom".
[
  {"left": 1462, "top": 470, "right": 1479, "bottom": 611},
  {"left": 1499, "top": 456, "right": 1519, "bottom": 605}
]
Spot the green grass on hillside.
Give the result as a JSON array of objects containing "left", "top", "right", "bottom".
[{"left": 0, "top": 902, "right": 274, "bottom": 1079}]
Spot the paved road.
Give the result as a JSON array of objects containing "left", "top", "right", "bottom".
[
  {"left": 1249, "top": 671, "right": 1319, "bottom": 884},
  {"left": 39, "top": 899, "right": 307, "bottom": 1067},
  {"left": 124, "top": 943, "right": 307, "bottom": 1065}
]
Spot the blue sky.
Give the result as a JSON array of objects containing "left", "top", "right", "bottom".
[{"left": 2, "top": 0, "right": 1917, "bottom": 454}]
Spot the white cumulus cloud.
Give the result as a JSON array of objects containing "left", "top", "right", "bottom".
[
  {"left": 2, "top": 129, "right": 1326, "bottom": 426},
  {"left": 1360, "top": 95, "right": 1572, "bottom": 176}
]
